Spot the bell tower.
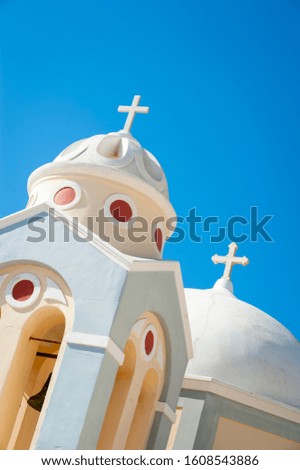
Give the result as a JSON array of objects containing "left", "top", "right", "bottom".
[{"left": 0, "top": 96, "right": 192, "bottom": 449}]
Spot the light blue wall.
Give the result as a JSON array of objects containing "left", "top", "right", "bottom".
[
  {"left": 0, "top": 209, "right": 128, "bottom": 449},
  {"left": 0, "top": 210, "right": 128, "bottom": 335},
  {"left": 77, "top": 269, "right": 190, "bottom": 449},
  {"left": 0, "top": 208, "right": 190, "bottom": 450},
  {"left": 36, "top": 345, "right": 106, "bottom": 449}
]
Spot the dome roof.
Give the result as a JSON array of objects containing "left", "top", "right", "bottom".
[
  {"left": 185, "top": 284, "right": 300, "bottom": 409},
  {"left": 28, "top": 130, "right": 169, "bottom": 199}
]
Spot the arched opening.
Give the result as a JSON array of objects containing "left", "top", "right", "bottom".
[
  {"left": 97, "top": 313, "right": 166, "bottom": 450},
  {"left": 125, "top": 369, "right": 159, "bottom": 450},
  {"left": 97, "top": 340, "right": 136, "bottom": 449},
  {"left": 0, "top": 307, "right": 66, "bottom": 449}
]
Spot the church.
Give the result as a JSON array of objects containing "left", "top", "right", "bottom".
[{"left": 0, "top": 96, "right": 299, "bottom": 450}]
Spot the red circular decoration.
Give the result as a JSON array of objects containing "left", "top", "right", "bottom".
[
  {"left": 54, "top": 187, "right": 76, "bottom": 206},
  {"left": 155, "top": 228, "right": 163, "bottom": 252},
  {"left": 12, "top": 280, "right": 34, "bottom": 302},
  {"left": 110, "top": 199, "right": 133, "bottom": 222},
  {"left": 145, "top": 330, "right": 154, "bottom": 356}
]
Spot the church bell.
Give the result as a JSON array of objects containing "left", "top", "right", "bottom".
[{"left": 27, "top": 373, "right": 52, "bottom": 412}]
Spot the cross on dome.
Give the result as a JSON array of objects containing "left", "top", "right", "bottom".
[
  {"left": 212, "top": 242, "right": 249, "bottom": 280},
  {"left": 118, "top": 95, "right": 150, "bottom": 132}
]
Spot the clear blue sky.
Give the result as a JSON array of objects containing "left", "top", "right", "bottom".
[{"left": 0, "top": 0, "right": 299, "bottom": 339}]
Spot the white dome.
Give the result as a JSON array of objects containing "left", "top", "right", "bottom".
[
  {"left": 28, "top": 130, "right": 169, "bottom": 199},
  {"left": 185, "top": 285, "right": 300, "bottom": 409}
]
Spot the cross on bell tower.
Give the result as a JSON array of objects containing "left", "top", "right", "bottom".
[
  {"left": 118, "top": 95, "right": 150, "bottom": 132},
  {"left": 212, "top": 242, "right": 249, "bottom": 280}
]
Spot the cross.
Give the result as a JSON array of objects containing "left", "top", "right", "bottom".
[
  {"left": 211, "top": 242, "right": 249, "bottom": 280},
  {"left": 118, "top": 95, "right": 150, "bottom": 132}
]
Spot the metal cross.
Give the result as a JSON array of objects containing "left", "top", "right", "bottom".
[
  {"left": 211, "top": 242, "right": 249, "bottom": 280},
  {"left": 118, "top": 95, "right": 149, "bottom": 132}
]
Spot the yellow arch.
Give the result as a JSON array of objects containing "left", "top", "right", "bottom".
[
  {"left": 0, "top": 307, "right": 67, "bottom": 449},
  {"left": 97, "top": 312, "right": 166, "bottom": 450}
]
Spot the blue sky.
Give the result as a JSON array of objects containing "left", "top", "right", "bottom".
[{"left": 0, "top": 0, "right": 299, "bottom": 339}]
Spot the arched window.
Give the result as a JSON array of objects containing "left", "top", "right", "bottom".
[
  {"left": 0, "top": 264, "right": 73, "bottom": 450},
  {"left": 97, "top": 312, "right": 166, "bottom": 450},
  {"left": 0, "top": 307, "right": 66, "bottom": 450}
]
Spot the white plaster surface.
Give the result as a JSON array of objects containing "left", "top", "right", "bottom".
[
  {"left": 26, "top": 131, "right": 176, "bottom": 259},
  {"left": 184, "top": 287, "right": 300, "bottom": 409},
  {"left": 28, "top": 131, "right": 169, "bottom": 199}
]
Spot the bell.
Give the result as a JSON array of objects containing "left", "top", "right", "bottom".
[{"left": 27, "top": 373, "right": 52, "bottom": 412}]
